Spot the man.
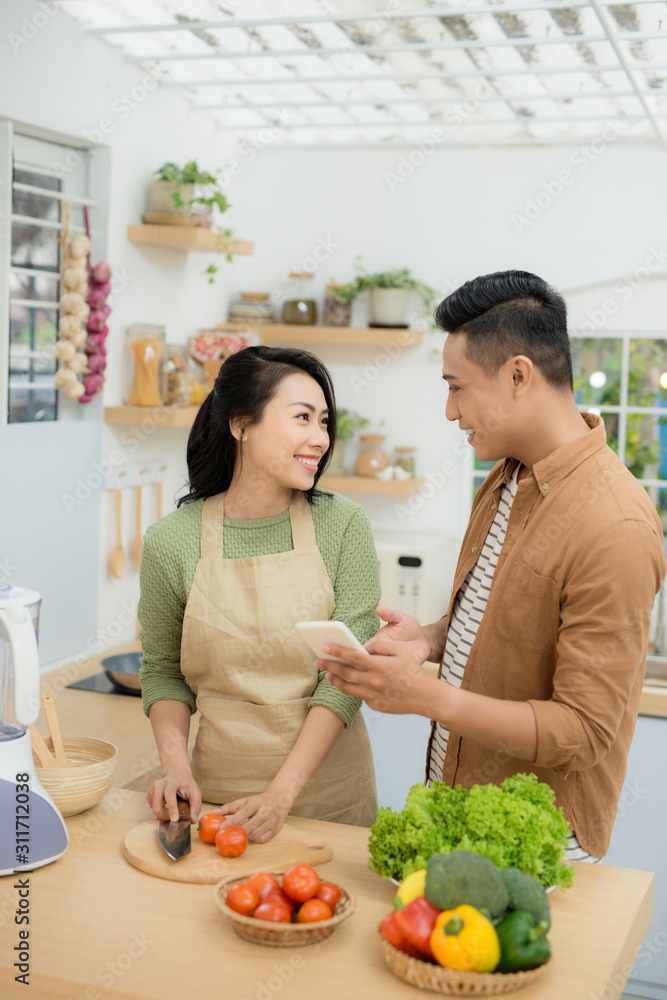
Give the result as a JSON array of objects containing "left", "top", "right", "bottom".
[{"left": 320, "top": 270, "right": 666, "bottom": 861}]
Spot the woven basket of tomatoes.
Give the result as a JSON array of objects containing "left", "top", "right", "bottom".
[{"left": 213, "top": 866, "right": 355, "bottom": 947}]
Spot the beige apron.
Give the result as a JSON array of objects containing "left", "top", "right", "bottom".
[{"left": 180, "top": 491, "right": 377, "bottom": 826}]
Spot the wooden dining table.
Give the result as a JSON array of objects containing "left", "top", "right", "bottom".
[{"left": 0, "top": 644, "right": 654, "bottom": 1000}]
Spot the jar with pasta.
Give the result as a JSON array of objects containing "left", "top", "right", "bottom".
[
  {"left": 124, "top": 324, "right": 165, "bottom": 406},
  {"left": 160, "top": 343, "right": 190, "bottom": 406}
]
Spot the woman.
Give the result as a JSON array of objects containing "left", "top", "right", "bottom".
[{"left": 139, "top": 345, "right": 379, "bottom": 843}]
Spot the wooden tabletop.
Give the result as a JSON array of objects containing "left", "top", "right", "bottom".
[{"left": 0, "top": 652, "right": 654, "bottom": 999}]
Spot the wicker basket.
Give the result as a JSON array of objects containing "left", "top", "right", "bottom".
[
  {"left": 380, "top": 938, "right": 548, "bottom": 996},
  {"left": 213, "top": 874, "right": 356, "bottom": 947}
]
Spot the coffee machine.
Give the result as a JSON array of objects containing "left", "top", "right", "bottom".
[{"left": 0, "top": 584, "right": 68, "bottom": 876}]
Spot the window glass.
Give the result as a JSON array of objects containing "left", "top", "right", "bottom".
[
  {"left": 571, "top": 338, "right": 623, "bottom": 407},
  {"left": 625, "top": 413, "right": 667, "bottom": 482},
  {"left": 629, "top": 339, "right": 667, "bottom": 407}
]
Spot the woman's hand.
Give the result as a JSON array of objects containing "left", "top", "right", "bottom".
[
  {"left": 146, "top": 768, "right": 202, "bottom": 823},
  {"left": 219, "top": 789, "right": 292, "bottom": 844},
  {"left": 368, "top": 605, "right": 431, "bottom": 664}
]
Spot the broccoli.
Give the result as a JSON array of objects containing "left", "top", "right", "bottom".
[
  {"left": 425, "top": 849, "right": 510, "bottom": 918},
  {"left": 500, "top": 868, "right": 551, "bottom": 930}
]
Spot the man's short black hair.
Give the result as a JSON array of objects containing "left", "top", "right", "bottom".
[{"left": 434, "top": 270, "right": 573, "bottom": 391}]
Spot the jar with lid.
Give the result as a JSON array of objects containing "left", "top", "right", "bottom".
[
  {"left": 281, "top": 273, "right": 317, "bottom": 326},
  {"left": 160, "top": 344, "right": 190, "bottom": 406},
  {"left": 124, "top": 324, "right": 165, "bottom": 406},
  {"left": 323, "top": 284, "right": 352, "bottom": 327},
  {"left": 394, "top": 446, "right": 417, "bottom": 477},
  {"left": 187, "top": 359, "right": 208, "bottom": 406},
  {"left": 355, "top": 435, "right": 389, "bottom": 477}
]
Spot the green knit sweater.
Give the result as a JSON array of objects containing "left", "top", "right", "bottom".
[{"left": 139, "top": 491, "right": 381, "bottom": 727}]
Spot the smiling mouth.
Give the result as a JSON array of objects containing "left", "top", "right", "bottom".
[{"left": 295, "top": 455, "right": 319, "bottom": 470}]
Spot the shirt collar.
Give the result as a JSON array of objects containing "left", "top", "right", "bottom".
[{"left": 497, "top": 413, "right": 607, "bottom": 494}]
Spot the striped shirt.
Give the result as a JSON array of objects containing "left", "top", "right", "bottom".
[{"left": 428, "top": 464, "right": 600, "bottom": 865}]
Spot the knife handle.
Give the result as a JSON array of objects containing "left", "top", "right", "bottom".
[{"left": 175, "top": 796, "right": 192, "bottom": 821}]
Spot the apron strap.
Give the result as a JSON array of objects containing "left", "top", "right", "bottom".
[
  {"left": 200, "top": 494, "right": 226, "bottom": 559},
  {"left": 289, "top": 493, "right": 318, "bottom": 550}
]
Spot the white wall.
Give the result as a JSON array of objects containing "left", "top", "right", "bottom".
[{"left": 2, "top": 0, "right": 666, "bottom": 667}]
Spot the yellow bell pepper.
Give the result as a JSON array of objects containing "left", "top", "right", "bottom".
[
  {"left": 429, "top": 904, "right": 500, "bottom": 973},
  {"left": 394, "top": 869, "right": 427, "bottom": 909}
]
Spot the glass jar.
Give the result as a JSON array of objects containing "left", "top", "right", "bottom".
[
  {"left": 160, "top": 344, "right": 190, "bottom": 406},
  {"left": 124, "top": 324, "right": 165, "bottom": 406},
  {"left": 187, "top": 359, "right": 208, "bottom": 405},
  {"left": 394, "top": 446, "right": 417, "bottom": 477},
  {"left": 281, "top": 273, "right": 317, "bottom": 326},
  {"left": 355, "top": 435, "right": 389, "bottom": 477},
  {"left": 323, "top": 285, "right": 352, "bottom": 327}
]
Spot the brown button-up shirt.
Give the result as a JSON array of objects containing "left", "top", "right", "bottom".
[{"left": 426, "top": 413, "right": 666, "bottom": 857}]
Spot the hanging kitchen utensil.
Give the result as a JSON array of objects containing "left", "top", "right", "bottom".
[
  {"left": 41, "top": 693, "right": 72, "bottom": 768},
  {"left": 108, "top": 489, "right": 125, "bottom": 579},
  {"left": 28, "top": 724, "right": 58, "bottom": 769},
  {"left": 155, "top": 481, "right": 162, "bottom": 521},
  {"left": 131, "top": 485, "right": 143, "bottom": 572}
]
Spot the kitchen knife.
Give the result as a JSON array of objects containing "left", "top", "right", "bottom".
[{"left": 157, "top": 797, "right": 192, "bottom": 861}]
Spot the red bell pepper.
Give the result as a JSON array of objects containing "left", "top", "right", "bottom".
[
  {"left": 380, "top": 912, "right": 422, "bottom": 958},
  {"left": 394, "top": 897, "right": 440, "bottom": 960}
]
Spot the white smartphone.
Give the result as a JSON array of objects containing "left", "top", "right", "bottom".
[{"left": 295, "top": 620, "right": 370, "bottom": 664}]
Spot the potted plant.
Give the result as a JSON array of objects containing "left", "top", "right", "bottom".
[
  {"left": 329, "top": 258, "right": 436, "bottom": 327},
  {"left": 328, "top": 408, "right": 370, "bottom": 474},
  {"left": 147, "top": 160, "right": 231, "bottom": 225}
]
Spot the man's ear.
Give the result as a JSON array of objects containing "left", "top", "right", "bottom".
[
  {"left": 229, "top": 417, "right": 245, "bottom": 441},
  {"left": 511, "top": 355, "right": 534, "bottom": 397}
]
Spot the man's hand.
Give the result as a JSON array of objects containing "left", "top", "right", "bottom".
[
  {"left": 369, "top": 605, "right": 431, "bottom": 664},
  {"left": 317, "top": 636, "right": 439, "bottom": 715},
  {"left": 218, "top": 790, "right": 291, "bottom": 844}
]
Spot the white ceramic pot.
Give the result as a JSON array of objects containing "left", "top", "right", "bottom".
[
  {"left": 147, "top": 179, "right": 195, "bottom": 214},
  {"left": 369, "top": 287, "right": 410, "bottom": 326}
]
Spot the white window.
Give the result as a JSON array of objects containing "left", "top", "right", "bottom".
[
  {"left": 0, "top": 122, "right": 99, "bottom": 423},
  {"left": 472, "top": 330, "right": 667, "bottom": 533}
]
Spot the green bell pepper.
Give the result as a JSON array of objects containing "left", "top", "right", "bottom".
[{"left": 495, "top": 910, "right": 551, "bottom": 973}]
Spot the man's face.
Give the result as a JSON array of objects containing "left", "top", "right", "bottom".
[{"left": 442, "top": 333, "right": 517, "bottom": 462}]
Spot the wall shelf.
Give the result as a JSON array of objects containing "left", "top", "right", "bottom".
[
  {"left": 318, "top": 474, "right": 424, "bottom": 495},
  {"left": 127, "top": 225, "right": 254, "bottom": 255},
  {"left": 105, "top": 405, "right": 199, "bottom": 428},
  {"left": 216, "top": 322, "right": 423, "bottom": 347}
]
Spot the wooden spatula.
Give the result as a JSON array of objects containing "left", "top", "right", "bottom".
[
  {"left": 28, "top": 725, "right": 57, "bottom": 768},
  {"left": 41, "top": 693, "right": 72, "bottom": 768},
  {"left": 108, "top": 489, "right": 125, "bottom": 579},
  {"left": 131, "top": 485, "right": 143, "bottom": 572}
]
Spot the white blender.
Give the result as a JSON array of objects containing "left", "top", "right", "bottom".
[{"left": 0, "top": 584, "right": 68, "bottom": 876}]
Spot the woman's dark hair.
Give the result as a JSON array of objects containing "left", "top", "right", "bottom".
[
  {"left": 434, "top": 270, "right": 573, "bottom": 390},
  {"left": 178, "top": 345, "right": 336, "bottom": 506}
]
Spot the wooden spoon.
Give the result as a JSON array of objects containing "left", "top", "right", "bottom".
[
  {"left": 131, "top": 485, "right": 143, "bottom": 572},
  {"left": 28, "top": 725, "right": 58, "bottom": 769},
  {"left": 155, "top": 481, "right": 162, "bottom": 521},
  {"left": 41, "top": 693, "right": 72, "bottom": 768},
  {"left": 109, "top": 489, "right": 125, "bottom": 579}
]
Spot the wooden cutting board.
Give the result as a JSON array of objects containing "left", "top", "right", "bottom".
[{"left": 123, "top": 816, "right": 333, "bottom": 884}]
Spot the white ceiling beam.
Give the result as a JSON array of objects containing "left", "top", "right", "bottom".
[
  {"left": 158, "top": 65, "right": 667, "bottom": 87},
  {"left": 213, "top": 115, "right": 657, "bottom": 129},
  {"left": 136, "top": 31, "right": 666, "bottom": 61},
  {"left": 191, "top": 91, "right": 659, "bottom": 110},
  {"left": 588, "top": 0, "right": 667, "bottom": 144},
  {"left": 262, "top": 137, "right": 660, "bottom": 148},
  {"left": 84, "top": 1, "right": 667, "bottom": 34}
]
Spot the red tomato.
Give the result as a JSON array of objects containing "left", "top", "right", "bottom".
[
  {"left": 263, "top": 890, "right": 295, "bottom": 917},
  {"left": 254, "top": 899, "right": 292, "bottom": 923},
  {"left": 226, "top": 884, "right": 259, "bottom": 916},
  {"left": 246, "top": 872, "right": 281, "bottom": 898},
  {"left": 282, "top": 864, "right": 320, "bottom": 903},
  {"left": 215, "top": 825, "right": 248, "bottom": 857},
  {"left": 315, "top": 882, "right": 341, "bottom": 911},
  {"left": 296, "top": 898, "right": 332, "bottom": 923},
  {"left": 197, "top": 813, "right": 226, "bottom": 844}
]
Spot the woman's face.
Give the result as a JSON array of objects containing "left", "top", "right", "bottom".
[{"left": 232, "top": 372, "right": 330, "bottom": 495}]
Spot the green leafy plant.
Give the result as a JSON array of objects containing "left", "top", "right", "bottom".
[
  {"left": 336, "top": 408, "right": 371, "bottom": 441},
  {"left": 153, "top": 160, "right": 231, "bottom": 216},
  {"left": 330, "top": 256, "right": 436, "bottom": 307}
]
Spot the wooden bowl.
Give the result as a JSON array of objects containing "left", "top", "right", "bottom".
[
  {"left": 213, "top": 874, "right": 356, "bottom": 947},
  {"left": 380, "top": 938, "right": 548, "bottom": 996},
  {"left": 33, "top": 737, "right": 118, "bottom": 817}
]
